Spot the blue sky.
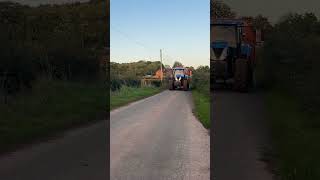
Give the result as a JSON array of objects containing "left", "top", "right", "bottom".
[{"left": 110, "top": 0, "right": 210, "bottom": 68}]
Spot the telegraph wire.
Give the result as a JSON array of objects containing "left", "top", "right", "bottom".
[
  {"left": 111, "top": 24, "right": 155, "bottom": 52},
  {"left": 111, "top": 24, "right": 179, "bottom": 67}
]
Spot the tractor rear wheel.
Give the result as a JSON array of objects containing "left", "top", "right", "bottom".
[
  {"left": 248, "top": 66, "right": 256, "bottom": 90},
  {"left": 168, "top": 80, "right": 174, "bottom": 90},
  {"left": 183, "top": 79, "right": 188, "bottom": 91},
  {"left": 233, "top": 58, "right": 249, "bottom": 92}
]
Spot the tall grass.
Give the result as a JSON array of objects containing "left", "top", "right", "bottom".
[
  {"left": 256, "top": 13, "right": 320, "bottom": 179},
  {"left": 192, "top": 90, "right": 210, "bottom": 129},
  {"left": 267, "top": 91, "right": 320, "bottom": 179},
  {"left": 0, "top": 79, "right": 106, "bottom": 152},
  {"left": 110, "top": 86, "right": 162, "bottom": 110},
  {"left": 191, "top": 66, "right": 210, "bottom": 129}
]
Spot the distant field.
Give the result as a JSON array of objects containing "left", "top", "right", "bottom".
[{"left": 110, "top": 86, "right": 163, "bottom": 110}]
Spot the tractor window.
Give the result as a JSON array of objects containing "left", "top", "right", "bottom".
[
  {"left": 174, "top": 69, "right": 184, "bottom": 76},
  {"left": 212, "top": 26, "right": 237, "bottom": 48}
]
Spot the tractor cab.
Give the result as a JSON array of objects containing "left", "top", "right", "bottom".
[
  {"left": 173, "top": 67, "right": 187, "bottom": 80},
  {"left": 211, "top": 18, "right": 257, "bottom": 91},
  {"left": 211, "top": 19, "right": 245, "bottom": 79}
]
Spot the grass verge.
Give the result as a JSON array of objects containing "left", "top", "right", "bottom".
[
  {"left": 192, "top": 90, "right": 210, "bottom": 129},
  {"left": 110, "top": 86, "right": 162, "bottom": 110},
  {"left": 0, "top": 79, "right": 106, "bottom": 153},
  {"left": 267, "top": 91, "right": 320, "bottom": 179}
]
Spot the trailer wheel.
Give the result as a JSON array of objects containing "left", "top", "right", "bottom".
[{"left": 233, "top": 58, "right": 249, "bottom": 92}]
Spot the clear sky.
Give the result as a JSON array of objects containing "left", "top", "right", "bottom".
[{"left": 110, "top": 0, "right": 210, "bottom": 68}]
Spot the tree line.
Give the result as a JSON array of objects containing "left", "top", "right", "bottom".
[
  {"left": 110, "top": 60, "right": 164, "bottom": 91},
  {"left": 192, "top": 65, "right": 210, "bottom": 96},
  {"left": 109, "top": 59, "right": 209, "bottom": 92},
  {"left": 0, "top": 0, "right": 108, "bottom": 101}
]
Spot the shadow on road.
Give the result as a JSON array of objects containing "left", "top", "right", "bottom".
[{"left": 211, "top": 89, "right": 274, "bottom": 180}]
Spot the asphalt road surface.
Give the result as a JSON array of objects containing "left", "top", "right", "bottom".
[
  {"left": 111, "top": 90, "right": 210, "bottom": 180},
  {"left": 211, "top": 90, "right": 274, "bottom": 180},
  {"left": 0, "top": 121, "right": 108, "bottom": 180}
]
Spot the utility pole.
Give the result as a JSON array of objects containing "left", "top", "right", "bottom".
[{"left": 160, "top": 49, "right": 163, "bottom": 82}]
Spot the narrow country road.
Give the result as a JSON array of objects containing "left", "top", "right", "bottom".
[
  {"left": 111, "top": 90, "right": 210, "bottom": 180},
  {"left": 211, "top": 90, "right": 274, "bottom": 180},
  {"left": 0, "top": 121, "right": 108, "bottom": 180},
  {"left": 0, "top": 90, "right": 209, "bottom": 180}
]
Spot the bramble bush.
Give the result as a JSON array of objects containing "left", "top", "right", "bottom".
[
  {"left": 192, "top": 65, "right": 210, "bottom": 96},
  {"left": 0, "top": 1, "right": 107, "bottom": 101},
  {"left": 259, "top": 12, "right": 320, "bottom": 114}
]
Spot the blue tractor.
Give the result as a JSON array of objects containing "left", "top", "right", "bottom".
[
  {"left": 168, "top": 67, "right": 192, "bottom": 91},
  {"left": 211, "top": 18, "right": 259, "bottom": 91}
]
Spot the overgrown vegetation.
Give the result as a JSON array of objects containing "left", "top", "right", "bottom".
[
  {"left": 110, "top": 86, "right": 162, "bottom": 110},
  {"left": 260, "top": 13, "right": 320, "bottom": 114},
  {"left": 210, "top": 0, "right": 236, "bottom": 19},
  {"left": 191, "top": 66, "right": 210, "bottom": 128},
  {"left": 0, "top": 80, "right": 106, "bottom": 153},
  {"left": 192, "top": 66, "right": 210, "bottom": 96},
  {"left": 258, "top": 13, "right": 320, "bottom": 179},
  {"left": 192, "top": 90, "right": 210, "bottom": 129},
  {"left": 109, "top": 60, "right": 167, "bottom": 109},
  {"left": 110, "top": 61, "right": 164, "bottom": 91},
  {"left": 0, "top": 0, "right": 108, "bottom": 150},
  {"left": 0, "top": 0, "right": 108, "bottom": 89},
  {"left": 213, "top": 0, "right": 320, "bottom": 178},
  {"left": 267, "top": 92, "right": 320, "bottom": 179}
]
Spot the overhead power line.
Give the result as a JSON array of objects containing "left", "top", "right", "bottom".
[
  {"left": 111, "top": 24, "right": 153, "bottom": 51},
  {"left": 111, "top": 24, "right": 179, "bottom": 66}
]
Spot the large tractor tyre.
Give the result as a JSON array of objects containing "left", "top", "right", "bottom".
[
  {"left": 233, "top": 58, "right": 249, "bottom": 92},
  {"left": 183, "top": 79, "right": 188, "bottom": 91},
  {"left": 168, "top": 80, "right": 174, "bottom": 90},
  {"left": 248, "top": 66, "right": 256, "bottom": 90}
]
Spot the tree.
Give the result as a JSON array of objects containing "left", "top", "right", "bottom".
[
  {"left": 252, "top": 15, "right": 273, "bottom": 32},
  {"left": 172, "top": 61, "right": 183, "bottom": 68},
  {"left": 211, "top": 0, "right": 236, "bottom": 19},
  {"left": 241, "top": 15, "right": 273, "bottom": 40},
  {"left": 164, "top": 65, "right": 171, "bottom": 69},
  {"left": 192, "top": 65, "right": 210, "bottom": 95}
]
